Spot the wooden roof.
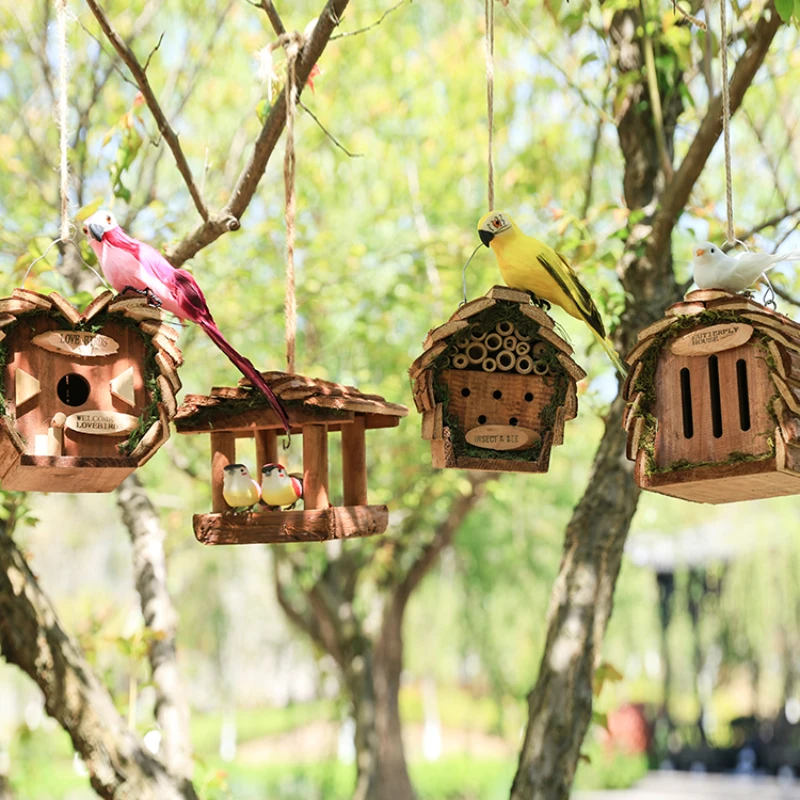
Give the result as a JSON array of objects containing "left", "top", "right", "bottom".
[
  {"left": 409, "top": 285, "right": 586, "bottom": 415},
  {"left": 623, "top": 287, "right": 800, "bottom": 465},
  {"left": 175, "top": 371, "right": 408, "bottom": 434}
]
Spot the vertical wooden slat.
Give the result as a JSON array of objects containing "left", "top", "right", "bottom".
[
  {"left": 254, "top": 429, "right": 279, "bottom": 471},
  {"left": 211, "top": 431, "right": 236, "bottom": 512},
  {"left": 341, "top": 416, "right": 368, "bottom": 506},
  {"left": 302, "top": 424, "right": 329, "bottom": 510}
]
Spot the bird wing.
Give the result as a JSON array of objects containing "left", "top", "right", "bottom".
[{"left": 536, "top": 250, "right": 607, "bottom": 339}]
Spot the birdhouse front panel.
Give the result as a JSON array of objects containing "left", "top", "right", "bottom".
[
  {"left": 5, "top": 315, "right": 147, "bottom": 459},
  {"left": 0, "top": 289, "right": 183, "bottom": 493},
  {"left": 411, "top": 286, "right": 586, "bottom": 473},
  {"left": 624, "top": 289, "right": 800, "bottom": 504},
  {"left": 652, "top": 344, "right": 772, "bottom": 469}
]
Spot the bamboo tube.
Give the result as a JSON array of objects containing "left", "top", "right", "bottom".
[
  {"left": 532, "top": 342, "right": 548, "bottom": 358},
  {"left": 516, "top": 355, "right": 534, "bottom": 374},
  {"left": 496, "top": 320, "right": 515, "bottom": 336},
  {"left": 503, "top": 335, "right": 517, "bottom": 351},
  {"left": 482, "top": 357, "right": 497, "bottom": 372},
  {"left": 516, "top": 330, "right": 532, "bottom": 342},
  {"left": 453, "top": 353, "right": 469, "bottom": 369},
  {"left": 484, "top": 332, "right": 503, "bottom": 351},
  {"left": 466, "top": 342, "right": 487, "bottom": 364},
  {"left": 533, "top": 360, "right": 549, "bottom": 375},
  {"left": 469, "top": 323, "right": 486, "bottom": 341},
  {"left": 516, "top": 341, "right": 531, "bottom": 356},
  {"left": 497, "top": 350, "right": 516, "bottom": 371},
  {"left": 455, "top": 334, "right": 471, "bottom": 350}
]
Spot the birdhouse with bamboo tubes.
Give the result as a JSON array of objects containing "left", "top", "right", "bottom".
[
  {"left": 0, "top": 288, "right": 182, "bottom": 492},
  {"left": 410, "top": 286, "right": 586, "bottom": 473},
  {"left": 173, "top": 372, "right": 408, "bottom": 545},
  {"left": 624, "top": 289, "right": 800, "bottom": 504}
]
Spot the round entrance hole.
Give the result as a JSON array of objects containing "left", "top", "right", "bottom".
[{"left": 57, "top": 374, "right": 90, "bottom": 407}]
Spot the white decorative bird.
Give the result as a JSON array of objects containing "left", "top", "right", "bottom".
[
  {"left": 222, "top": 464, "right": 261, "bottom": 510},
  {"left": 692, "top": 241, "right": 800, "bottom": 293},
  {"left": 260, "top": 463, "right": 303, "bottom": 511}
]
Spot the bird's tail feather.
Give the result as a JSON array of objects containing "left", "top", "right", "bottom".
[
  {"left": 589, "top": 325, "right": 628, "bottom": 377},
  {"left": 200, "top": 321, "right": 291, "bottom": 433}
]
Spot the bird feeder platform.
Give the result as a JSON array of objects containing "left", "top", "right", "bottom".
[
  {"left": 0, "top": 288, "right": 182, "bottom": 493},
  {"left": 624, "top": 289, "right": 800, "bottom": 504},
  {"left": 174, "top": 372, "right": 408, "bottom": 545},
  {"left": 410, "top": 286, "right": 586, "bottom": 473}
]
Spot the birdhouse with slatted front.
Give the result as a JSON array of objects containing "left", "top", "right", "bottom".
[
  {"left": 624, "top": 289, "right": 800, "bottom": 504},
  {"left": 410, "top": 286, "right": 586, "bottom": 473},
  {"left": 174, "top": 372, "right": 408, "bottom": 545},
  {"left": 0, "top": 289, "right": 182, "bottom": 493}
]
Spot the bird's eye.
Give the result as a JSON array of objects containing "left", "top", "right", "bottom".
[
  {"left": 710, "top": 247, "right": 715, "bottom": 253},
  {"left": 82, "top": 226, "right": 87, "bottom": 234},
  {"left": 106, "top": 215, "right": 111, "bottom": 223}
]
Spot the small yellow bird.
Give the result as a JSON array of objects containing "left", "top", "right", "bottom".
[
  {"left": 222, "top": 464, "right": 261, "bottom": 509},
  {"left": 477, "top": 210, "right": 627, "bottom": 376}
]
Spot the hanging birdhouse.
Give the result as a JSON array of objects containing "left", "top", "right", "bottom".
[
  {"left": 174, "top": 372, "right": 408, "bottom": 545},
  {"left": 410, "top": 286, "right": 586, "bottom": 473},
  {"left": 624, "top": 289, "right": 800, "bottom": 504},
  {"left": 0, "top": 288, "right": 182, "bottom": 493}
]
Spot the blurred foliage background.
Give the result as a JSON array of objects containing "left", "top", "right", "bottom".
[{"left": 1, "top": 0, "right": 800, "bottom": 796}]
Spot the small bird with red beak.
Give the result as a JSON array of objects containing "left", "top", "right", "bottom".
[
  {"left": 83, "top": 210, "right": 290, "bottom": 433},
  {"left": 260, "top": 463, "right": 303, "bottom": 510}
]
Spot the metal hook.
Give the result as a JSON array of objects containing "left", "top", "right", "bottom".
[
  {"left": 762, "top": 274, "right": 778, "bottom": 311},
  {"left": 459, "top": 243, "right": 482, "bottom": 306},
  {"left": 282, "top": 433, "right": 291, "bottom": 451}
]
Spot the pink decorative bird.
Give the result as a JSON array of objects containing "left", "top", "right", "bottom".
[{"left": 83, "top": 210, "right": 290, "bottom": 433}]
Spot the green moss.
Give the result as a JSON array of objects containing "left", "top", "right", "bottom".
[
  {"left": 430, "top": 303, "right": 571, "bottom": 464},
  {"left": 628, "top": 310, "right": 778, "bottom": 475}
]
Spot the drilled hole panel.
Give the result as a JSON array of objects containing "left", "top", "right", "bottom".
[
  {"left": 442, "top": 371, "right": 556, "bottom": 433},
  {"left": 653, "top": 345, "right": 772, "bottom": 469}
]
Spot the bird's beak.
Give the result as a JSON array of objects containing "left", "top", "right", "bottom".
[
  {"left": 479, "top": 229, "right": 494, "bottom": 247},
  {"left": 88, "top": 223, "right": 105, "bottom": 242},
  {"left": 695, "top": 248, "right": 705, "bottom": 257}
]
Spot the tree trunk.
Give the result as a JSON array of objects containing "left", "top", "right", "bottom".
[
  {"left": 350, "top": 600, "right": 415, "bottom": 800},
  {"left": 0, "top": 527, "right": 198, "bottom": 800}
]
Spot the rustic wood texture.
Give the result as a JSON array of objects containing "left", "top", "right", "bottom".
[
  {"left": 4, "top": 315, "right": 147, "bottom": 459},
  {"left": 302, "top": 424, "right": 329, "bottom": 510},
  {"left": 193, "top": 505, "right": 389, "bottom": 545},
  {"left": 80, "top": 290, "right": 114, "bottom": 321},
  {"left": 486, "top": 286, "right": 533, "bottom": 304},
  {"left": 2, "top": 456, "right": 138, "bottom": 493},
  {"left": 464, "top": 424, "right": 540, "bottom": 451},
  {"left": 653, "top": 345, "right": 772, "bottom": 468},
  {"left": 442, "top": 370, "right": 556, "bottom": 433},
  {"left": 210, "top": 431, "right": 236, "bottom": 513},
  {"left": 342, "top": 415, "right": 368, "bottom": 506},
  {"left": 670, "top": 322, "right": 753, "bottom": 356},
  {"left": 254, "top": 428, "right": 279, "bottom": 470},
  {"left": 433, "top": 427, "right": 553, "bottom": 473}
]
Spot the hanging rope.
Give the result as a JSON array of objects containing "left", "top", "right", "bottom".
[
  {"left": 267, "top": 32, "right": 304, "bottom": 375},
  {"left": 719, "top": 0, "right": 735, "bottom": 244},
  {"left": 485, "top": 0, "right": 495, "bottom": 211},
  {"left": 56, "top": 0, "right": 70, "bottom": 242}
]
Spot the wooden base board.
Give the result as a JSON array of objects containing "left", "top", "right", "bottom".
[
  {"left": 430, "top": 428, "right": 553, "bottom": 473},
  {"left": 640, "top": 458, "right": 800, "bottom": 504},
  {"left": 193, "top": 504, "right": 390, "bottom": 545},
  {"left": 2, "top": 455, "right": 138, "bottom": 493}
]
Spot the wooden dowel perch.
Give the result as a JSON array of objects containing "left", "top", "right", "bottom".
[
  {"left": 211, "top": 431, "right": 236, "bottom": 512},
  {"left": 302, "top": 424, "right": 329, "bottom": 510},
  {"left": 342, "top": 416, "right": 368, "bottom": 506}
]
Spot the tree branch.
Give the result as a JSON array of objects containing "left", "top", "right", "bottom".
[
  {"left": 652, "top": 2, "right": 782, "bottom": 251},
  {"left": 0, "top": 526, "right": 198, "bottom": 800},
  {"left": 258, "top": 0, "right": 286, "bottom": 36},
  {"left": 117, "top": 475, "right": 193, "bottom": 781},
  {"left": 165, "top": 0, "right": 350, "bottom": 267},
  {"left": 84, "top": 0, "right": 209, "bottom": 222}
]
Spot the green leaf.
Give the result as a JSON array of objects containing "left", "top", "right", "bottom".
[
  {"left": 592, "top": 710, "right": 610, "bottom": 732},
  {"left": 776, "top": 0, "right": 793, "bottom": 22},
  {"left": 76, "top": 198, "right": 103, "bottom": 222}
]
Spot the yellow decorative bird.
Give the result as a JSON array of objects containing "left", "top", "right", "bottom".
[{"left": 477, "top": 210, "right": 627, "bottom": 376}]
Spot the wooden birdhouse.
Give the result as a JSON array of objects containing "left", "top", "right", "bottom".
[
  {"left": 624, "top": 289, "right": 800, "bottom": 504},
  {"left": 410, "top": 286, "right": 586, "bottom": 473},
  {"left": 174, "top": 372, "right": 408, "bottom": 545},
  {"left": 0, "top": 288, "right": 182, "bottom": 493}
]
